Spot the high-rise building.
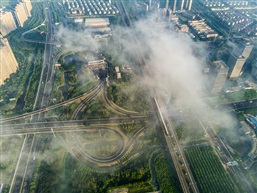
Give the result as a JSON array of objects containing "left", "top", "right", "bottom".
[
  {"left": 179, "top": 0, "right": 185, "bottom": 10},
  {"left": 211, "top": 61, "right": 228, "bottom": 94},
  {"left": 0, "top": 10, "right": 17, "bottom": 36},
  {"left": 14, "top": 2, "right": 28, "bottom": 27},
  {"left": 227, "top": 53, "right": 246, "bottom": 80},
  {"left": 165, "top": 0, "right": 177, "bottom": 11},
  {"left": 187, "top": 0, "right": 193, "bottom": 10},
  {"left": 166, "top": 0, "right": 169, "bottom": 9},
  {"left": 14, "top": 0, "right": 32, "bottom": 27},
  {"left": 241, "top": 43, "right": 254, "bottom": 59},
  {"left": 175, "top": 0, "right": 193, "bottom": 11},
  {"left": 23, "top": 0, "right": 32, "bottom": 17},
  {"left": 159, "top": 0, "right": 191, "bottom": 11},
  {"left": 172, "top": 0, "right": 177, "bottom": 11},
  {"left": 0, "top": 38, "right": 18, "bottom": 85}
]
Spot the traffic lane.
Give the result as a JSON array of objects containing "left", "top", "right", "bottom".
[
  {"left": 216, "top": 99, "right": 257, "bottom": 110},
  {"left": 0, "top": 116, "right": 152, "bottom": 133}
]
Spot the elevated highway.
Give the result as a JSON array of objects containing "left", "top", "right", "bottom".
[
  {"left": 0, "top": 116, "right": 150, "bottom": 136},
  {"left": 9, "top": 1, "right": 60, "bottom": 192},
  {"left": 153, "top": 98, "right": 199, "bottom": 193},
  {"left": 0, "top": 83, "right": 102, "bottom": 124}
]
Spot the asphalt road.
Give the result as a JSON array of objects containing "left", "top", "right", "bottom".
[
  {"left": 9, "top": 1, "right": 57, "bottom": 192},
  {"left": 0, "top": 116, "right": 150, "bottom": 136},
  {"left": 219, "top": 98, "right": 257, "bottom": 111},
  {"left": 153, "top": 98, "right": 199, "bottom": 193},
  {"left": 0, "top": 83, "right": 102, "bottom": 124}
]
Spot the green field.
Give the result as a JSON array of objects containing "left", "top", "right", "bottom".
[{"left": 185, "top": 145, "right": 241, "bottom": 193}]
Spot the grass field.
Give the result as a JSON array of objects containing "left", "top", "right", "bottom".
[{"left": 185, "top": 145, "right": 242, "bottom": 193}]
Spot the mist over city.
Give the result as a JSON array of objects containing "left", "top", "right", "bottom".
[{"left": 0, "top": 0, "right": 257, "bottom": 192}]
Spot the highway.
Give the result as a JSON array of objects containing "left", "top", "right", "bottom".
[
  {"left": 71, "top": 84, "right": 104, "bottom": 120},
  {"left": 6, "top": 0, "right": 254, "bottom": 192},
  {"left": 0, "top": 116, "right": 150, "bottom": 136},
  {"left": 0, "top": 83, "right": 102, "bottom": 124},
  {"left": 116, "top": 2, "right": 199, "bottom": 192},
  {"left": 116, "top": 3, "right": 256, "bottom": 192},
  {"left": 9, "top": 1, "right": 58, "bottom": 192},
  {"left": 66, "top": 123, "right": 151, "bottom": 165},
  {"left": 153, "top": 98, "right": 199, "bottom": 193},
  {"left": 8, "top": 136, "right": 27, "bottom": 193},
  {"left": 101, "top": 84, "right": 140, "bottom": 116},
  {"left": 219, "top": 98, "right": 257, "bottom": 111}
]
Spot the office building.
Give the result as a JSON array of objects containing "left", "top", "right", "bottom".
[
  {"left": 0, "top": 38, "right": 18, "bottom": 85},
  {"left": 227, "top": 53, "right": 246, "bottom": 79},
  {"left": 211, "top": 60, "right": 228, "bottom": 94},
  {"left": 241, "top": 43, "right": 254, "bottom": 59},
  {"left": 232, "top": 41, "right": 254, "bottom": 60}
]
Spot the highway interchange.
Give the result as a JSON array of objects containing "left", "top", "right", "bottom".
[
  {"left": 3, "top": 1, "right": 257, "bottom": 193},
  {"left": 5, "top": 2, "right": 151, "bottom": 189}
]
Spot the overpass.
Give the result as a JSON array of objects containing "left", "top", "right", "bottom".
[
  {"left": 153, "top": 97, "right": 199, "bottom": 193},
  {"left": 0, "top": 116, "right": 151, "bottom": 136}
]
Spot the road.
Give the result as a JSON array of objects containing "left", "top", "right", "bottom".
[
  {"left": 71, "top": 83, "right": 104, "bottom": 120},
  {"left": 101, "top": 83, "right": 140, "bottom": 116},
  {"left": 116, "top": 2, "right": 199, "bottom": 193},
  {"left": 219, "top": 98, "right": 257, "bottom": 111},
  {"left": 153, "top": 98, "right": 199, "bottom": 193},
  {"left": 0, "top": 83, "right": 102, "bottom": 124},
  {"left": 9, "top": 1, "right": 57, "bottom": 192},
  {"left": 66, "top": 123, "right": 151, "bottom": 165},
  {"left": 6, "top": 0, "right": 254, "bottom": 192},
  {"left": 0, "top": 116, "right": 150, "bottom": 137}
]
